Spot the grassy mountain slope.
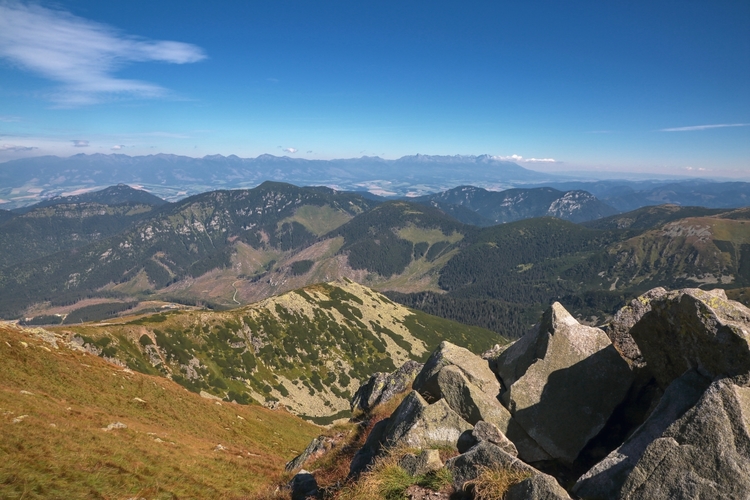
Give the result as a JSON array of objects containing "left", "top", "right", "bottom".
[
  {"left": 0, "top": 323, "right": 319, "bottom": 499},
  {"left": 592, "top": 215, "right": 750, "bottom": 290},
  {"left": 53, "top": 280, "right": 501, "bottom": 423},
  {"left": 582, "top": 204, "right": 728, "bottom": 231}
]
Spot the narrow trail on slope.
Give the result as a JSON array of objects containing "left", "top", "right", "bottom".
[{"left": 231, "top": 280, "right": 241, "bottom": 305}]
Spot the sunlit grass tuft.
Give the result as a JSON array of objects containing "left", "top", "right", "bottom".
[{"left": 462, "top": 465, "right": 532, "bottom": 500}]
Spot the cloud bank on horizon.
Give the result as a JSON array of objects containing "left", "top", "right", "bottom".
[{"left": 0, "top": 1, "right": 205, "bottom": 106}]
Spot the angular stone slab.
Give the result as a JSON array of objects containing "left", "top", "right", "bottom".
[
  {"left": 505, "top": 474, "right": 571, "bottom": 500},
  {"left": 496, "top": 302, "right": 633, "bottom": 463},
  {"left": 615, "top": 379, "right": 750, "bottom": 499},
  {"left": 413, "top": 341, "right": 500, "bottom": 402},
  {"left": 383, "top": 390, "right": 473, "bottom": 450},
  {"left": 286, "top": 435, "right": 330, "bottom": 472},
  {"left": 436, "top": 365, "right": 550, "bottom": 462},
  {"left": 573, "top": 369, "right": 711, "bottom": 499},
  {"left": 605, "top": 287, "right": 667, "bottom": 368},
  {"left": 351, "top": 360, "right": 423, "bottom": 413},
  {"left": 630, "top": 287, "right": 750, "bottom": 388}
]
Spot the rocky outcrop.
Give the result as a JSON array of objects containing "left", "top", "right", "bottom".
[
  {"left": 495, "top": 302, "right": 634, "bottom": 463},
  {"left": 446, "top": 441, "right": 533, "bottom": 490},
  {"left": 573, "top": 369, "right": 712, "bottom": 499},
  {"left": 351, "top": 360, "right": 423, "bottom": 413},
  {"left": 605, "top": 287, "right": 667, "bottom": 368},
  {"left": 435, "top": 365, "right": 550, "bottom": 462},
  {"left": 610, "top": 378, "right": 750, "bottom": 499},
  {"left": 339, "top": 288, "right": 750, "bottom": 499},
  {"left": 630, "top": 287, "right": 750, "bottom": 388},
  {"left": 413, "top": 341, "right": 500, "bottom": 402},
  {"left": 383, "top": 391, "right": 473, "bottom": 450}
]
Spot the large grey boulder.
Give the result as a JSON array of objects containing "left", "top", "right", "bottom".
[
  {"left": 573, "top": 369, "right": 712, "bottom": 499},
  {"left": 496, "top": 302, "right": 634, "bottom": 463},
  {"left": 413, "top": 341, "right": 500, "bottom": 402},
  {"left": 351, "top": 360, "right": 423, "bottom": 413},
  {"left": 630, "top": 288, "right": 750, "bottom": 388},
  {"left": 446, "top": 442, "right": 570, "bottom": 499},
  {"left": 612, "top": 378, "right": 750, "bottom": 499},
  {"left": 605, "top": 287, "right": 668, "bottom": 368},
  {"left": 435, "top": 365, "right": 550, "bottom": 462},
  {"left": 383, "top": 390, "right": 473, "bottom": 450}
]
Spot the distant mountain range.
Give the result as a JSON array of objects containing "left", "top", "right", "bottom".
[
  {"left": 1, "top": 153, "right": 748, "bottom": 214},
  {"left": 0, "top": 153, "right": 551, "bottom": 208}
]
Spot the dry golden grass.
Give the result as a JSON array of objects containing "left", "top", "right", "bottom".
[
  {"left": 0, "top": 325, "right": 320, "bottom": 499},
  {"left": 336, "top": 444, "right": 452, "bottom": 500},
  {"left": 462, "top": 465, "right": 532, "bottom": 500}
]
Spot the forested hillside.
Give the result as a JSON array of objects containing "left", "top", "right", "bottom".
[{"left": 0, "top": 182, "right": 375, "bottom": 317}]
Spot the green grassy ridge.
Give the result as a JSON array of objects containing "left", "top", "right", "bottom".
[
  {"left": 56, "top": 280, "right": 502, "bottom": 420},
  {"left": 591, "top": 217, "right": 750, "bottom": 289},
  {"left": 582, "top": 204, "right": 730, "bottom": 231}
]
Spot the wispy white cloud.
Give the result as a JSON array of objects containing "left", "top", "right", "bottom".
[
  {"left": 0, "top": 115, "right": 21, "bottom": 122},
  {"left": 0, "top": 1, "right": 206, "bottom": 106},
  {"left": 494, "top": 154, "right": 558, "bottom": 163},
  {"left": 660, "top": 123, "right": 749, "bottom": 132},
  {"left": 283, "top": 147, "right": 298, "bottom": 154},
  {"left": 111, "top": 144, "right": 125, "bottom": 150},
  {"left": 0, "top": 144, "right": 36, "bottom": 152},
  {"left": 71, "top": 140, "right": 89, "bottom": 147}
]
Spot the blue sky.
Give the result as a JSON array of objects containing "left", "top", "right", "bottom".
[{"left": 0, "top": 0, "right": 748, "bottom": 178}]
